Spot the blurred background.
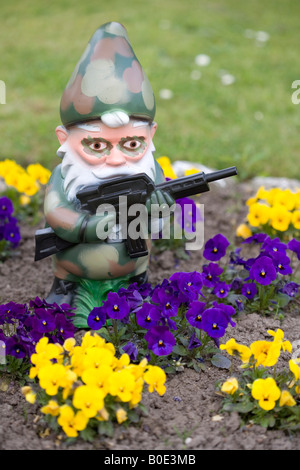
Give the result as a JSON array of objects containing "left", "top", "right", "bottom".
[{"left": 0, "top": 0, "right": 299, "bottom": 180}]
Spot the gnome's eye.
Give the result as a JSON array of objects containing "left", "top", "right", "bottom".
[
  {"left": 118, "top": 136, "right": 146, "bottom": 155},
  {"left": 89, "top": 141, "right": 107, "bottom": 152},
  {"left": 82, "top": 137, "right": 112, "bottom": 155}
]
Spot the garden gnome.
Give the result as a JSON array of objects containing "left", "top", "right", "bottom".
[{"left": 43, "top": 22, "right": 173, "bottom": 307}]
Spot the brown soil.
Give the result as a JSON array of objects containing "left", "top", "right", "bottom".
[{"left": 0, "top": 180, "right": 300, "bottom": 451}]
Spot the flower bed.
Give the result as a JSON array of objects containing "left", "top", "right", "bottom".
[{"left": 0, "top": 176, "right": 300, "bottom": 450}]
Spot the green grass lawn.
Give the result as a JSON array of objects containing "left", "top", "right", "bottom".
[{"left": 0, "top": 0, "right": 300, "bottom": 180}]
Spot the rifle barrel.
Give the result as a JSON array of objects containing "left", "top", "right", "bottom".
[{"left": 205, "top": 166, "right": 237, "bottom": 183}]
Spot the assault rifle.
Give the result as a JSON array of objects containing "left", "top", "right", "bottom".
[{"left": 34, "top": 166, "right": 237, "bottom": 261}]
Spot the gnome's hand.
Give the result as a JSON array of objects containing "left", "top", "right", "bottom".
[
  {"left": 145, "top": 190, "right": 175, "bottom": 216},
  {"left": 83, "top": 212, "right": 117, "bottom": 243}
]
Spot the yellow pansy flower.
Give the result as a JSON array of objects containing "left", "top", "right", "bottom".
[
  {"left": 236, "top": 223, "right": 252, "bottom": 239},
  {"left": 184, "top": 168, "right": 201, "bottom": 176},
  {"left": 279, "top": 390, "right": 296, "bottom": 407},
  {"left": 112, "top": 353, "right": 130, "bottom": 371},
  {"left": 251, "top": 377, "right": 281, "bottom": 411},
  {"left": 62, "top": 368, "right": 78, "bottom": 400},
  {"left": 265, "top": 188, "right": 281, "bottom": 206},
  {"left": 15, "top": 173, "right": 40, "bottom": 196},
  {"left": 246, "top": 196, "right": 257, "bottom": 207},
  {"left": 221, "top": 377, "right": 239, "bottom": 395},
  {"left": 291, "top": 210, "right": 300, "bottom": 230},
  {"left": 82, "top": 347, "right": 115, "bottom": 370},
  {"left": 63, "top": 337, "right": 76, "bottom": 352},
  {"left": 156, "top": 156, "right": 177, "bottom": 179},
  {"left": 19, "top": 195, "right": 31, "bottom": 206},
  {"left": 41, "top": 400, "right": 60, "bottom": 416},
  {"left": 267, "top": 329, "right": 292, "bottom": 353},
  {"left": 27, "top": 163, "right": 51, "bottom": 185},
  {"left": 127, "top": 358, "right": 148, "bottom": 380},
  {"left": 255, "top": 186, "right": 270, "bottom": 202},
  {"left": 116, "top": 408, "right": 128, "bottom": 424},
  {"left": 96, "top": 407, "right": 110, "bottom": 422},
  {"left": 273, "top": 189, "right": 296, "bottom": 211},
  {"left": 247, "top": 202, "right": 271, "bottom": 227},
  {"left": 81, "top": 364, "right": 113, "bottom": 395},
  {"left": 144, "top": 365, "right": 167, "bottom": 396},
  {"left": 21, "top": 386, "right": 36, "bottom": 404},
  {"left": 109, "top": 369, "right": 136, "bottom": 402},
  {"left": 129, "top": 377, "right": 144, "bottom": 407},
  {"left": 250, "top": 340, "right": 281, "bottom": 367},
  {"left": 269, "top": 205, "right": 292, "bottom": 232},
  {"left": 72, "top": 385, "right": 105, "bottom": 418},
  {"left": 58, "top": 405, "right": 88, "bottom": 437},
  {"left": 80, "top": 331, "right": 106, "bottom": 351},
  {"left": 220, "top": 338, "right": 252, "bottom": 363},
  {"left": 289, "top": 359, "right": 300, "bottom": 381},
  {"left": 295, "top": 190, "right": 300, "bottom": 209},
  {"left": 38, "top": 363, "right": 68, "bottom": 396},
  {"left": 29, "top": 337, "right": 63, "bottom": 379}
]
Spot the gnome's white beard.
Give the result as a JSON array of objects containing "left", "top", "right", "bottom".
[{"left": 59, "top": 141, "right": 157, "bottom": 203}]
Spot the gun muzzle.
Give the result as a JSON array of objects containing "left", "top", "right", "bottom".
[{"left": 205, "top": 166, "right": 238, "bottom": 184}]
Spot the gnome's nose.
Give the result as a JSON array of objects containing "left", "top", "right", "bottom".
[{"left": 106, "top": 148, "right": 127, "bottom": 166}]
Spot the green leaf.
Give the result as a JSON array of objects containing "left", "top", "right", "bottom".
[
  {"left": 98, "top": 420, "right": 114, "bottom": 437},
  {"left": 127, "top": 409, "right": 140, "bottom": 423},
  {"left": 79, "top": 426, "right": 97, "bottom": 442},
  {"left": 260, "top": 414, "right": 276, "bottom": 428},
  {"left": 96, "top": 327, "right": 111, "bottom": 342},
  {"left": 172, "top": 344, "right": 187, "bottom": 356},
  {"left": 211, "top": 353, "right": 231, "bottom": 369},
  {"left": 193, "top": 362, "right": 206, "bottom": 373},
  {"left": 275, "top": 293, "right": 292, "bottom": 308}
]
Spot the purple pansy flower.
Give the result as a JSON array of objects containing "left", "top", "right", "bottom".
[
  {"left": 118, "top": 286, "right": 143, "bottom": 310},
  {"left": 55, "top": 313, "right": 76, "bottom": 338},
  {"left": 136, "top": 303, "right": 161, "bottom": 329},
  {"left": 229, "top": 248, "right": 246, "bottom": 266},
  {"left": 6, "top": 336, "right": 27, "bottom": 358},
  {"left": 201, "top": 308, "right": 229, "bottom": 338},
  {"left": 203, "top": 234, "right": 230, "bottom": 261},
  {"left": 230, "top": 277, "right": 243, "bottom": 291},
  {"left": 175, "top": 197, "right": 202, "bottom": 233},
  {"left": 0, "top": 302, "right": 27, "bottom": 324},
  {"left": 188, "top": 332, "right": 202, "bottom": 350},
  {"left": 242, "top": 233, "right": 268, "bottom": 245},
  {"left": 122, "top": 341, "right": 138, "bottom": 361},
  {"left": 201, "top": 263, "right": 223, "bottom": 288},
  {"left": 261, "top": 236, "right": 287, "bottom": 255},
  {"left": 235, "top": 297, "right": 245, "bottom": 312},
  {"left": 241, "top": 282, "right": 258, "bottom": 300},
  {"left": 152, "top": 286, "right": 181, "bottom": 318},
  {"left": 212, "top": 301, "right": 236, "bottom": 327},
  {"left": 32, "top": 309, "right": 56, "bottom": 334},
  {"left": 104, "top": 292, "right": 130, "bottom": 320},
  {"left": 186, "top": 301, "right": 207, "bottom": 329},
  {"left": 270, "top": 251, "right": 293, "bottom": 275},
  {"left": 0, "top": 196, "right": 14, "bottom": 217},
  {"left": 145, "top": 326, "right": 176, "bottom": 356},
  {"left": 87, "top": 307, "right": 107, "bottom": 330},
  {"left": 288, "top": 238, "right": 300, "bottom": 260},
  {"left": 212, "top": 282, "right": 230, "bottom": 298},
  {"left": 3, "top": 222, "right": 21, "bottom": 246},
  {"left": 279, "top": 281, "right": 299, "bottom": 298},
  {"left": 169, "top": 271, "right": 203, "bottom": 302},
  {"left": 249, "top": 256, "right": 277, "bottom": 285}
]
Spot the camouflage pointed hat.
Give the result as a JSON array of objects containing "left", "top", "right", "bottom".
[{"left": 60, "top": 22, "right": 156, "bottom": 126}]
